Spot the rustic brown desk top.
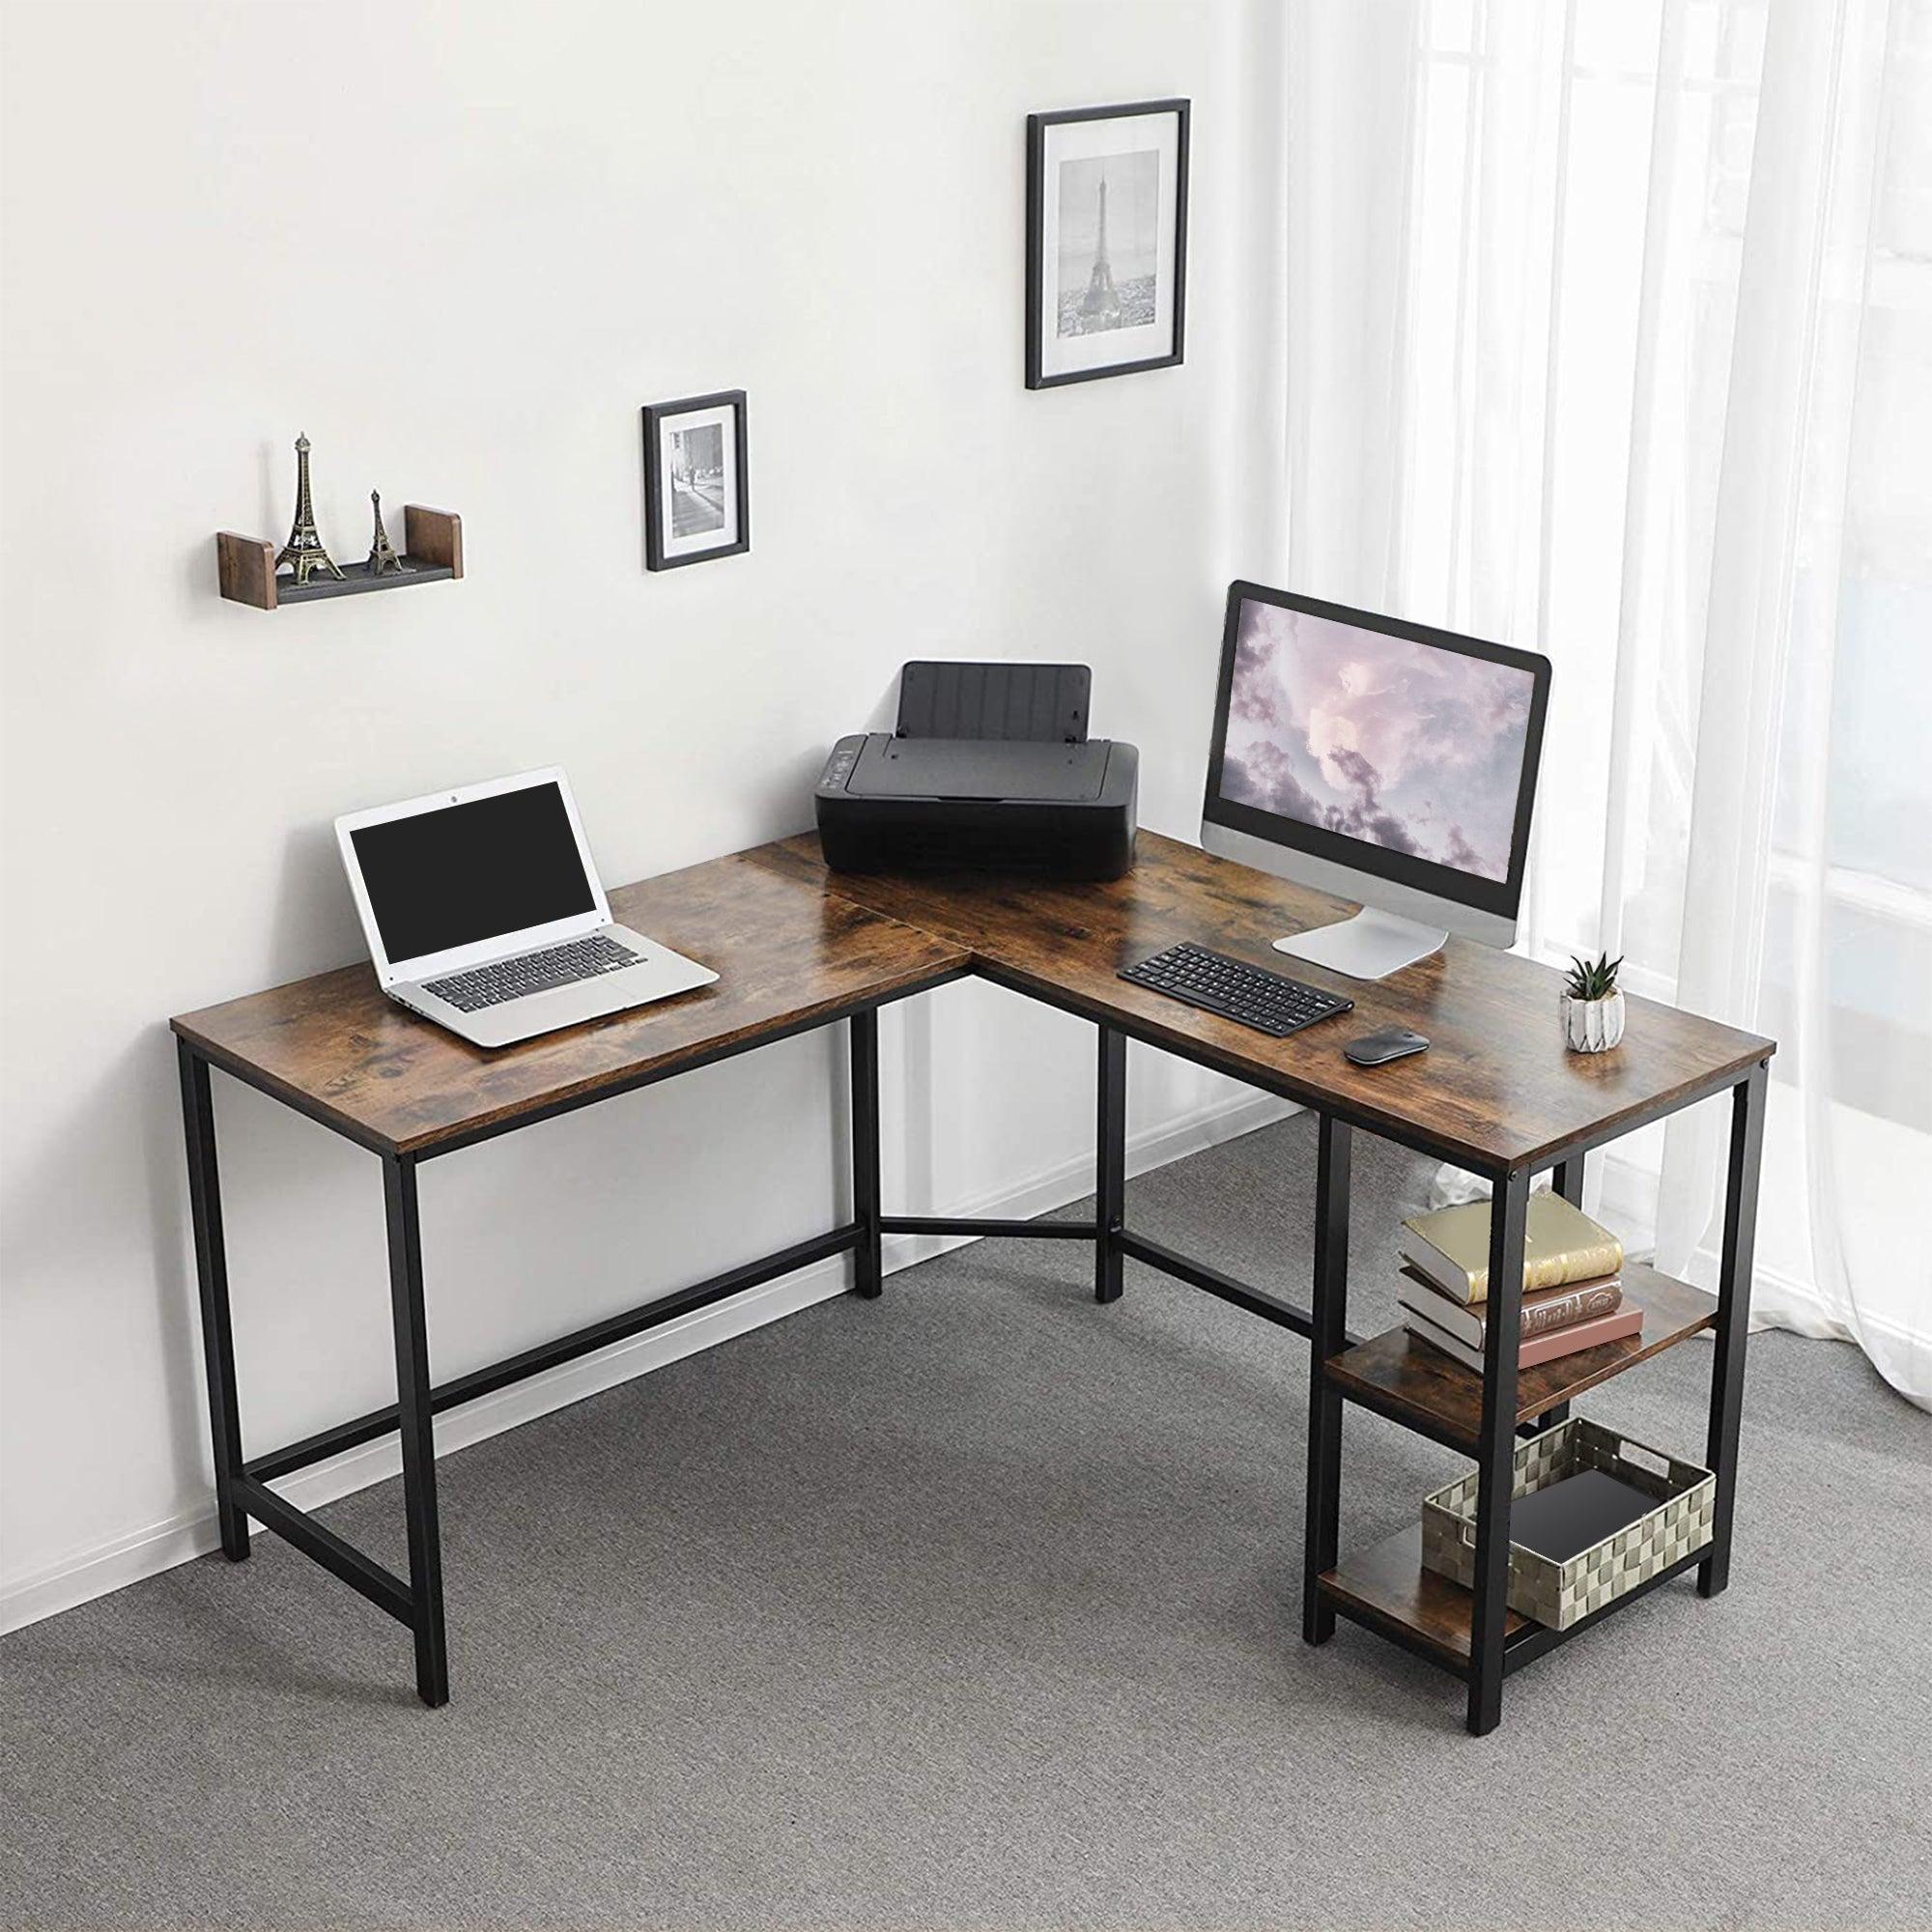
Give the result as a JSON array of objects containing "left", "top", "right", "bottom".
[
  {"left": 173, "top": 831, "right": 1771, "bottom": 1169},
  {"left": 763, "top": 831, "right": 1773, "bottom": 1171},
  {"left": 171, "top": 848, "right": 969, "bottom": 1156}
]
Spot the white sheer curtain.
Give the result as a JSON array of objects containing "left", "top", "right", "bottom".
[{"left": 1281, "top": 0, "right": 1932, "bottom": 1406}]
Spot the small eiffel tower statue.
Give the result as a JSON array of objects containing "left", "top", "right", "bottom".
[
  {"left": 274, "top": 433, "right": 345, "bottom": 584},
  {"left": 365, "top": 491, "right": 412, "bottom": 576}
]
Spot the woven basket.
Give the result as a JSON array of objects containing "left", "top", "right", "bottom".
[{"left": 1421, "top": 1417, "right": 1714, "bottom": 1630}]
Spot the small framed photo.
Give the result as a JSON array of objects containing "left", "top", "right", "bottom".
[
  {"left": 641, "top": 390, "right": 750, "bottom": 570},
  {"left": 1026, "top": 99, "right": 1189, "bottom": 389}
]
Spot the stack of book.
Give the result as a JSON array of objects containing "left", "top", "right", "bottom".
[{"left": 1397, "top": 1193, "right": 1638, "bottom": 1375}]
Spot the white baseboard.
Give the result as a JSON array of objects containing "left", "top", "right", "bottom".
[{"left": 0, "top": 1086, "right": 1294, "bottom": 1635}]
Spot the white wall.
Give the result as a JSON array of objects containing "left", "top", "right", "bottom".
[{"left": 0, "top": 0, "right": 1281, "bottom": 1623}]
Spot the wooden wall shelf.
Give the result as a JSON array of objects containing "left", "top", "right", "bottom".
[{"left": 216, "top": 506, "right": 463, "bottom": 611}]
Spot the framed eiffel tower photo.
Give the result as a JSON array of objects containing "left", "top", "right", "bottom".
[
  {"left": 1026, "top": 99, "right": 1189, "bottom": 389},
  {"left": 642, "top": 390, "right": 751, "bottom": 570}
]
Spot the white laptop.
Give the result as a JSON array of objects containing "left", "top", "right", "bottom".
[{"left": 335, "top": 767, "right": 717, "bottom": 1048}]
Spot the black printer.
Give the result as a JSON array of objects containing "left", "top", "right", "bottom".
[{"left": 814, "top": 662, "right": 1138, "bottom": 880}]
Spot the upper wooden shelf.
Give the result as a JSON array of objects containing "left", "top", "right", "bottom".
[
  {"left": 215, "top": 506, "right": 463, "bottom": 611},
  {"left": 1324, "top": 1264, "right": 1718, "bottom": 1451}
]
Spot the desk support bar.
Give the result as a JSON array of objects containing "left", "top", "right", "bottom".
[
  {"left": 1095, "top": 1027, "right": 1126, "bottom": 1304},
  {"left": 850, "top": 1011, "right": 882, "bottom": 1298},
  {"left": 880, "top": 1217, "right": 1098, "bottom": 1241},
  {"left": 1467, "top": 1167, "right": 1530, "bottom": 1735},
  {"left": 384, "top": 1154, "right": 448, "bottom": 1708},
  {"left": 245, "top": 1222, "right": 866, "bottom": 1488},
  {"left": 1532, "top": 1157, "right": 1588, "bottom": 1432},
  {"left": 1301, "top": 1117, "right": 1351, "bottom": 1643},
  {"left": 229, "top": 1477, "right": 413, "bottom": 1626},
  {"left": 178, "top": 1042, "right": 249, "bottom": 1564},
  {"left": 231, "top": 1204, "right": 867, "bottom": 1711},
  {"left": 1117, "top": 1232, "right": 1317, "bottom": 1338},
  {"left": 1700, "top": 1063, "right": 1766, "bottom": 1600}
]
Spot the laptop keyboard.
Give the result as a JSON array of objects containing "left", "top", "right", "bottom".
[
  {"left": 1119, "top": 942, "right": 1353, "bottom": 1038},
  {"left": 423, "top": 934, "right": 641, "bottom": 1013}
]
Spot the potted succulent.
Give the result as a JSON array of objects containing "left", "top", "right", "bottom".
[{"left": 1562, "top": 952, "right": 1626, "bottom": 1053}]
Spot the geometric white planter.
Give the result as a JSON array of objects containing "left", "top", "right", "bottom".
[{"left": 1561, "top": 988, "right": 1626, "bottom": 1053}]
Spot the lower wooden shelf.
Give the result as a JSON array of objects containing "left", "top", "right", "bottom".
[
  {"left": 1320, "top": 1521, "right": 1711, "bottom": 1680},
  {"left": 1319, "top": 1524, "right": 1522, "bottom": 1671},
  {"left": 1324, "top": 1264, "right": 1718, "bottom": 1451}
]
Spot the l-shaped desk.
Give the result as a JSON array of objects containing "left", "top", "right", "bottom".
[{"left": 171, "top": 831, "right": 1772, "bottom": 1735}]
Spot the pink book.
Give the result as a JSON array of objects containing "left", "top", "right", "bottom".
[{"left": 1404, "top": 1298, "right": 1644, "bottom": 1375}]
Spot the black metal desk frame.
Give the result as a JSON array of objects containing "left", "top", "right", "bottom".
[{"left": 180, "top": 972, "right": 1767, "bottom": 1735}]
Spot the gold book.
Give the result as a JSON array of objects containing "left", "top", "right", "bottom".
[{"left": 1399, "top": 1192, "right": 1625, "bottom": 1305}]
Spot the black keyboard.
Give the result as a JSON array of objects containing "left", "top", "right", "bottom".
[
  {"left": 1119, "top": 943, "right": 1353, "bottom": 1038},
  {"left": 423, "top": 934, "right": 641, "bottom": 1013}
]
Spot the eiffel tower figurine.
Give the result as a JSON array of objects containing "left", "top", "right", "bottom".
[
  {"left": 1079, "top": 173, "right": 1122, "bottom": 328},
  {"left": 274, "top": 433, "right": 345, "bottom": 585},
  {"left": 365, "top": 491, "right": 412, "bottom": 576}
]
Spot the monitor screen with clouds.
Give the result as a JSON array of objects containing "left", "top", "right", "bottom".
[{"left": 1217, "top": 596, "right": 1535, "bottom": 884}]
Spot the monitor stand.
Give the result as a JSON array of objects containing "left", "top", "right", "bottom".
[{"left": 1273, "top": 906, "right": 1448, "bottom": 981}]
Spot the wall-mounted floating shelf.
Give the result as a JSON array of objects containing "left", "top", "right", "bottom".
[{"left": 215, "top": 506, "right": 464, "bottom": 611}]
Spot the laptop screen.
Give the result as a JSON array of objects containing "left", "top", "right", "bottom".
[{"left": 350, "top": 781, "right": 596, "bottom": 965}]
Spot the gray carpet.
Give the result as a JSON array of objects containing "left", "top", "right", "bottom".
[{"left": 4, "top": 1117, "right": 1929, "bottom": 1932}]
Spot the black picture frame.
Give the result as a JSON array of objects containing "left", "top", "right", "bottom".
[
  {"left": 1026, "top": 99, "right": 1189, "bottom": 389},
  {"left": 641, "top": 390, "right": 751, "bottom": 571},
  {"left": 1200, "top": 582, "right": 1552, "bottom": 925}
]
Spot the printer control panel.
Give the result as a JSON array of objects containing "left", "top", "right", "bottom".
[{"left": 818, "top": 735, "right": 867, "bottom": 796}]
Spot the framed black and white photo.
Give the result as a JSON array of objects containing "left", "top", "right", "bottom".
[
  {"left": 1026, "top": 99, "right": 1189, "bottom": 389},
  {"left": 641, "top": 390, "right": 750, "bottom": 570}
]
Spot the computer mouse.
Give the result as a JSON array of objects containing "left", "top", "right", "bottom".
[{"left": 1345, "top": 1027, "right": 1430, "bottom": 1066}]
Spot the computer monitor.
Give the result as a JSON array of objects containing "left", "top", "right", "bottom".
[{"left": 1200, "top": 582, "right": 1550, "bottom": 980}]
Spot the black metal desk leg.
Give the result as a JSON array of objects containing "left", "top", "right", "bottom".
[
  {"left": 384, "top": 1154, "right": 448, "bottom": 1708},
  {"left": 1094, "top": 1026, "right": 1126, "bottom": 1303},
  {"left": 1467, "top": 1167, "right": 1529, "bottom": 1735},
  {"left": 849, "top": 1010, "right": 883, "bottom": 1299},
  {"left": 178, "top": 1041, "right": 249, "bottom": 1563},
  {"left": 1520, "top": 1161, "right": 1585, "bottom": 1430},
  {"left": 1301, "top": 1116, "right": 1352, "bottom": 1643},
  {"left": 1700, "top": 1063, "right": 1766, "bottom": 1599}
]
